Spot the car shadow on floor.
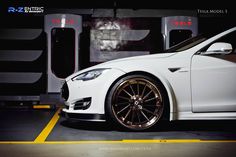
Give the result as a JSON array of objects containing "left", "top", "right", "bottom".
[
  {"left": 60, "top": 119, "right": 236, "bottom": 132},
  {"left": 60, "top": 120, "right": 112, "bottom": 131}
]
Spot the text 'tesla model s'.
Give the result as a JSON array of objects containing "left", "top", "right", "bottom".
[{"left": 60, "top": 27, "right": 236, "bottom": 131}]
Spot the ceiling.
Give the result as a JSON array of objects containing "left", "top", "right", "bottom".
[{"left": 0, "top": 0, "right": 234, "bottom": 9}]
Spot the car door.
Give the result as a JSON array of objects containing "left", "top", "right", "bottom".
[{"left": 191, "top": 31, "right": 236, "bottom": 112}]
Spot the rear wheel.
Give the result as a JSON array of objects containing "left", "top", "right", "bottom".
[{"left": 106, "top": 75, "right": 166, "bottom": 131}]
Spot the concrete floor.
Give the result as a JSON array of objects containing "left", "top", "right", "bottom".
[
  {"left": 0, "top": 109, "right": 55, "bottom": 141},
  {"left": 0, "top": 143, "right": 236, "bottom": 157},
  {"left": 1, "top": 108, "right": 236, "bottom": 157}
]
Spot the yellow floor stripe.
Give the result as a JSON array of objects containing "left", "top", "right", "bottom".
[
  {"left": 34, "top": 108, "right": 61, "bottom": 143},
  {"left": 122, "top": 139, "right": 236, "bottom": 143},
  {"left": 33, "top": 105, "right": 51, "bottom": 109},
  {"left": 122, "top": 139, "right": 202, "bottom": 143},
  {"left": 44, "top": 140, "right": 236, "bottom": 144},
  {"left": 1, "top": 139, "right": 236, "bottom": 144}
]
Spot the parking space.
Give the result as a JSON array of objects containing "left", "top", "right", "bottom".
[
  {"left": 1, "top": 107, "right": 236, "bottom": 143},
  {"left": 1, "top": 107, "right": 236, "bottom": 157}
]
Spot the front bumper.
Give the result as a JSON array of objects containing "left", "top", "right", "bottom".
[
  {"left": 61, "top": 68, "right": 126, "bottom": 115},
  {"left": 59, "top": 109, "right": 106, "bottom": 122}
]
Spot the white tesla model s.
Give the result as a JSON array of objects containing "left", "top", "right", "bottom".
[{"left": 60, "top": 27, "right": 236, "bottom": 130}]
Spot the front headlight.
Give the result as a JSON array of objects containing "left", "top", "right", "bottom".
[{"left": 72, "top": 68, "right": 110, "bottom": 81}]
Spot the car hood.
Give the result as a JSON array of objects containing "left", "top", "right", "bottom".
[
  {"left": 65, "top": 52, "right": 176, "bottom": 81},
  {"left": 102, "top": 53, "right": 175, "bottom": 64}
]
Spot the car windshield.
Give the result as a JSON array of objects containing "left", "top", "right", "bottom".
[{"left": 164, "top": 33, "right": 215, "bottom": 53}]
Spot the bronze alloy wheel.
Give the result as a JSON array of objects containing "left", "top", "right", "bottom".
[{"left": 110, "top": 76, "right": 164, "bottom": 130}]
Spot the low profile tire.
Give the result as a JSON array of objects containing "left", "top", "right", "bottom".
[{"left": 106, "top": 74, "right": 167, "bottom": 131}]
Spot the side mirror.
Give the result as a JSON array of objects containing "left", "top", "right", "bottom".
[{"left": 203, "top": 42, "right": 232, "bottom": 55}]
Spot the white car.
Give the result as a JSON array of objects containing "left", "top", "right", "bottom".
[{"left": 60, "top": 27, "right": 236, "bottom": 130}]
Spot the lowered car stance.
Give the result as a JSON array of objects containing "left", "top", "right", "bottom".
[{"left": 60, "top": 27, "right": 236, "bottom": 130}]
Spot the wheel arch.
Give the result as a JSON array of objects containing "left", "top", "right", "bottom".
[{"left": 105, "top": 70, "right": 177, "bottom": 121}]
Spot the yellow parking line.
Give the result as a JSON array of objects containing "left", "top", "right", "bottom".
[
  {"left": 43, "top": 139, "right": 236, "bottom": 144},
  {"left": 33, "top": 105, "right": 51, "bottom": 109},
  {"left": 1, "top": 139, "right": 236, "bottom": 144},
  {"left": 34, "top": 108, "right": 61, "bottom": 143},
  {"left": 122, "top": 139, "right": 202, "bottom": 143},
  {"left": 122, "top": 139, "right": 236, "bottom": 143}
]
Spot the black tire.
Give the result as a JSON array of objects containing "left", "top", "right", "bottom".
[{"left": 105, "top": 74, "right": 168, "bottom": 131}]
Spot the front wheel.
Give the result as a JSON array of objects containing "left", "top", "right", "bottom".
[{"left": 106, "top": 75, "right": 166, "bottom": 131}]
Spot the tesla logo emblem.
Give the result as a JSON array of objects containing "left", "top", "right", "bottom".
[
  {"left": 172, "top": 20, "right": 192, "bottom": 26},
  {"left": 52, "top": 19, "right": 75, "bottom": 25}
]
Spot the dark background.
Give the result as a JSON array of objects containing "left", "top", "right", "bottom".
[
  {"left": 0, "top": 0, "right": 235, "bottom": 31},
  {"left": 0, "top": 0, "right": 235, "bottom": 9}
]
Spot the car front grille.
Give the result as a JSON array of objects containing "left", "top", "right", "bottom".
[
  {"left": 74, "top": 97, "right": 92, "bottom": 110},
  {"left": 61, "top": 82, "right": 69, "bottom": 101}
]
